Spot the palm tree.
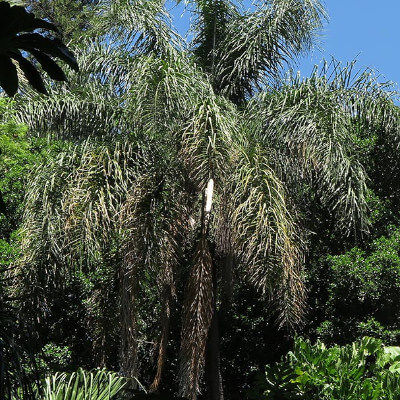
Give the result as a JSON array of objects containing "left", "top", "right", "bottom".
[
  {"left": 10, "top": 1, "right": 400, "bottom": 399},
  {"left": 13, "top": 53, "right": 301, "bottom": 398}
]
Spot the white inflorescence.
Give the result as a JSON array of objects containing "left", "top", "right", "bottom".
[{"left": 205, "top": 178, "right": 214, "bottom": 213}]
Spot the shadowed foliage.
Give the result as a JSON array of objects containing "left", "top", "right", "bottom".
[{"left": 0, "top": 2, "right": 78, "bottom": 96}]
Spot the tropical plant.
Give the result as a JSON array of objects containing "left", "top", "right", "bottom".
[
  {"left": 0, "top": 2, "right": 78, "bottom": 96},
  {"left": 41, "top": 368, "right": 127, "bottom": 400},
  {"left": 250, "top": 337, "right": 400, "bottom": 400},
  {"left": 10, "top": 368, "right": 128, "bottom": 400}
]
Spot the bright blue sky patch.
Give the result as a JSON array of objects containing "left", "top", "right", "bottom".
[
  {"left": 298, "top": 1, "right": 400, "bottom": 87},
  {"left": 168, "top": 1, "right": 400, "bottom": 87}
]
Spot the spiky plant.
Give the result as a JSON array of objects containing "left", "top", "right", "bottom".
[{"left": 41, "top": 368, "right": 127, "bottom": 400}]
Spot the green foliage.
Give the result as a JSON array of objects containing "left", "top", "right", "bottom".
[
  {"left": 39, "top": 344, "right": 73, "bottom": 373},
  {"left": 0, "top": 99, "right": 62, "bottom": 237},
  {"left": 0, "top": 235, "right": 19, "bottom": 266},
  {"left": 252, "top": 337, "right": 400, "bottom": 400},
  {"left": 10, "top": 369, "right": 128, "bottom": 400},
  {"left": 309, "top": 227, "right": 400, "bottom": 345},
  {"left": 41, "top": 368, "right": 127, "bottom": 400},
  {"left": 25, "top": 0, "right": 98, "bottom": 41}
]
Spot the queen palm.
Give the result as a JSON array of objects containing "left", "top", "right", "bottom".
[{"left": 11, "top": 1, "right": 400, "bottom": 399}]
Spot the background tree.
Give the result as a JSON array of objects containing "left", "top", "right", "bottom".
[{"left": 24, "top": 0, "right": 99, "bottom": 41}]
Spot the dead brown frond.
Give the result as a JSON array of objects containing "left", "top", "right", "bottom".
[{"left": 180, "top": 236, "right": 214, "bottom": 400}]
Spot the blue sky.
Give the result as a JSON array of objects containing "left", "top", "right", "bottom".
[
  {"left": 168, "top": 1, "right": 400, "bottom": 87},
  {"left": 298, "top": 1, "right": 400, "bottom": 87}
]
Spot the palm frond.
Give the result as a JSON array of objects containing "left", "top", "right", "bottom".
[
  {"left": 205, "top": 0, "right": 327, "bottom": 102},
  {"left": 228, "top": 141, "right": 305, "bottom": 328},
  {"left": 13, "top": 40, "right": 135, "bottom": 138},
  {"left": 93, "top": 0, "right": 183, "bottom": 55},
  {"left": 14, "top": 139, "right": 138, "bottom": 323},
  {"left": 180, "top": 95, "right": 235, "bottom": 188},
  {"left": 246, "top": 61, "right": 398, "bottom": 236},
  {"left": 190, "top": 0, "right": 239, "bottom": 72}
]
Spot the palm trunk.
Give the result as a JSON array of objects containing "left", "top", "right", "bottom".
[
  {"left": 205, "top": 299, "right": 224, "bottom": 400},
  {"left": 149, "top": 285, "right": 171, "bottom": 392},
  {"left": 120, "top": 259, "right": 138, "bottom": 386}
]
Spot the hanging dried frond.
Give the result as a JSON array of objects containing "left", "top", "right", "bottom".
[
  {"left": 229, "top": 142, "right": 306, "bottom": 328},
  {"left": 149, "top": 280, "right": 172, "bottom": 393},
  {"left": 119, "top": 156, "right": 192, "bottom": 382},
  {"left": 120, "top": 238, "right": 140, "bottom": 380},
  {"left": 180, "top": 236, "right": 214, "bottom": 400},
  {"left": 245, "top": 61, "right": 399, "bottom": 236}
]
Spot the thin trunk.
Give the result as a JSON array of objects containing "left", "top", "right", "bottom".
[
  {"left": 219, "top": 252, "right": 234, "bottom": 340},
  {"left": 149, "top": 285, "right": 171, "bottom": 393},
  {"left": 211, "top": 0, "right": 217, "bottom": 76},
  {"left": 221, "top": 253, "right": 233, "bottom": 310},
  {"left": 120, "top": 258, "right": 138, "bottom": 385},
  {"left": 205, "top": 270, "right": 224, "bottom": 400},
  {"left": 0, "top": 190, "right": 6, "bottom": 216}
]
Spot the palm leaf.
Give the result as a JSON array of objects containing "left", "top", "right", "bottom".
[
  {"left": 246, "top": 61, "right": 398, "bottom": 236},
  {"left": 227, "top": 140, "right": 306, "bottom": 328},
  {"left": 0, "top": 3, "right": 78, "bottom": 96},
  {"left": 42, "top": 368, "right": 127, "bottom": 400}
]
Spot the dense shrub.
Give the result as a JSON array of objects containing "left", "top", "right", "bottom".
[
  {"left": 307, "top": 226, "right": 400, "bottom": 344},
  {"left": 251, "top": 337, "right": 400, "bottom": 400}
]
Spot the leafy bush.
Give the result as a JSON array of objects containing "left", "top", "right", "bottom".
[
  {"left": 308, "top": 226, "right": 400, "bottom": 345},
  {"left": 250, "top": 337, "right": 400, "bottom": 400},
  {"left": 0, "top": 98, "right": 64, "bottom": 237}
]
